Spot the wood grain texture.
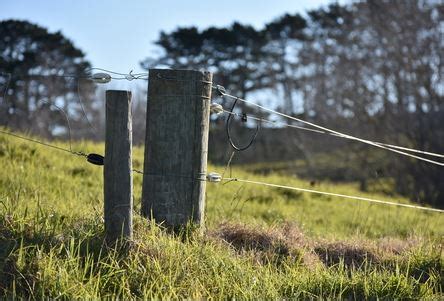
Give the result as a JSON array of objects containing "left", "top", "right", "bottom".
[
  {"left": 104, "top": 90, "right": 133, "bottom": 241},
  {"left": 141, "top": 69, "right": 212, "bottom": 229}
]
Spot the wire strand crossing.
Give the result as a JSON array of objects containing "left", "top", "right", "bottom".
[
  {"left": 221, "top": 109, "right": 444, "bottom": 158},
  {"left": 216, "top": 89, "right": 444, "bottom": 166}
]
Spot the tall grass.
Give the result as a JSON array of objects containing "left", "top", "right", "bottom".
[{"left": 0, "top": 133, "right": 442, "bottom": 299}]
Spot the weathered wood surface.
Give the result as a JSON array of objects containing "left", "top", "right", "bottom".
[
  {"left": 141, "top": 69, "right": 212, "bottom": 229},
  {"left": 104, "top": 90, "right": 133, "bottom": 241}
]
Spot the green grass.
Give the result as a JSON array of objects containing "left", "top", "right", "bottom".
[{"left": 0, "top": 131, "right": 443, "bottom": 299}]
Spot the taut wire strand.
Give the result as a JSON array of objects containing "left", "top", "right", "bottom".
[
  {"left": 221, "top": 109, "right": 444, "bottom": 157},
  {"left": 223, "top": 177, "right": 444, "bottom": 213},
  {"left": 0, "top": 129, "right": 86, "bottom": 157},
  {"left": 77, "top": 78, "right": 99, "bottom": 135}
]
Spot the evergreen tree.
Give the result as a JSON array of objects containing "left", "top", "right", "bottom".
[{"left": 0, "top": 20, "right": 97, "bottom": 139}]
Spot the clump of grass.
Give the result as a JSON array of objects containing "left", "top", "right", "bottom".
[
  {"left": 315, "top": 242, "right": 373, "bottom": 268},
  {"left": 211, "top": 222, "right": 308, "bottom": 266}
]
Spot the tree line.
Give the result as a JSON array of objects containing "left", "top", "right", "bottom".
[
  {"left": 142, "top": 0, "right": 443, "bottom": 207},
  {"left": 0, "top": 0, "right": 443, "bottom": 206}
]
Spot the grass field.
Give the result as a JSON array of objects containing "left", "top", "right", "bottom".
[{"left": 0, "top": 131, "right": 443, "bottom": 299}]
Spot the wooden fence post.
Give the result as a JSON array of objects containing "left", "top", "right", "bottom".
[
  {"left": 104, "top": 90, "right": 133, "bottom": 241},
  {"left": 141, "top": 69, "right": 212, "bottom": 229}
]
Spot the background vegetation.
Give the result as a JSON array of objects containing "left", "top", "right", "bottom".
[
  {"left": 1, "top": 1, "right": 443, "bottom": 207},
  {"left": 0, "top": 134, "right": 443, "bottom": 299},
  {"left": 143, "top": 0, "right": 444, "bottom": 207},
  {"left": 0, "top": 0, "right": 443, "bottom": 298}
]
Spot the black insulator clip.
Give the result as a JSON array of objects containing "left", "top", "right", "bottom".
[
  {"left": 87, "top": 153, "right": 104, "bottom": 166},
  {"left": 241, "top": 113, "right": 248, "bottom": 123}
]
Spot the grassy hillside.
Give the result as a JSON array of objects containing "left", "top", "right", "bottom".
[{"left": 0, "top": 131, "right": 443, "bottom": 299}]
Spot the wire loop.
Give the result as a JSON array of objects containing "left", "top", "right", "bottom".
[{"left": 226, "top": 97, "right": 260, "bottom": 152}]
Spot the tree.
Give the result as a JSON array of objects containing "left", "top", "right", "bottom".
[
  {"left": 141, "top": 22, "right": 273, "bottom": 100},
  {"left": 0, "top": 20, "right": 97, "bottom": 139},
  {"left": 300, "top": 1, "right": 444, "bottom": 205},
  {"left": 264, "top": 13, "right": 307, "bottom": 114}
]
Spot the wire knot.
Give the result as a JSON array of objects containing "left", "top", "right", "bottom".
[
  {"left": 225, "top": 97, "right": 260, "bottom": 152},
  {"left": 125, "top": 70, "right": 136, "bottom": 81}
]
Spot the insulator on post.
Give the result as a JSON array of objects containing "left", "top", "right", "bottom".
[
  {"left": 206, "top": 172, "right": 222, "bottom": 183},
  {"left": 210, "top": 103, "right": 224, "bottom": 115},
  {"left": 91, "top": 73, "right": 111, "bottom": 83}
]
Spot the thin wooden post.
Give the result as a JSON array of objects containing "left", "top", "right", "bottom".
[
  {"left": 104, "top": 90, "right": 133, "bottom": 241},
  {"left": 141, "top": 69, "right": 212, "bottom": 229}
]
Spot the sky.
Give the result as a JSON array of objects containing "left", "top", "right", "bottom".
[{"left": 0, "top": 0, "right": 336, "bottom": 75}]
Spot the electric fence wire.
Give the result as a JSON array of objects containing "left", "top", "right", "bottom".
[
  {"left": 0, "top": 75, "right": 121, "bottom": 165},
  {"left": 1, "top": 70, "right": 440, "bottom": 158},
  {"left": 85, "top": 68, "right": 149, "bottom": 81},
  {"left": 4, "top": 126, "right": 441, "bottom": 216},
  {"left": 0, "top": 127, "right": 105, "bottom": 166},
  {"left": 221, "top": 177, "right": 444, "bottom": 213},
  {"left": 213, "top": 87, "right": 444, "bottom": 214},
  {"left": 220, "top": 109, "right": 444, "bottom": 158},
  {"left": 1, "top": 71, "right": 443, "bottom": 214},
  {"left": 214, "top": 87, "right": 444, "bottom": 166},
  {"left": 221, "top": 151, "right": 236, "bottom": 179},
  {"left": 0, "top": 68, "right": 149, "bottom": 83},
  {"left": 0, "top": 68, "right": 149, "bottom": 143},
  {"left": 0, "top": 129, "right": 87, "bottom": 157},
  {"left": 77, "top": 77, "right": 99, "bottom": 135},
  {"left": 1, "top": 128, "right": 443, "bottom": 214}
]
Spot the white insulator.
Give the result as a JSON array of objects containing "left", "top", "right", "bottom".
[
  {"left": 210, "top": 103, "right": 224, "bottom": 115},
  {"left": 206, "top": 172, "right": 222, "bottom": 183},
  {"left": 91, "top": 72, "right": 111, "bottom": 83}
]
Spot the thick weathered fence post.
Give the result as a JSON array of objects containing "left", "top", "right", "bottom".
[
  {"left": 141, "top": 69, "right": 212, "bottom": 229},
  {"left": 104, "top": 90, "right": 133, "bottom": 241}
]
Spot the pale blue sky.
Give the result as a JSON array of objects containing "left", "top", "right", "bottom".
[{"left": 0, "top": 0, "right": 337, "bottom": 74}]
